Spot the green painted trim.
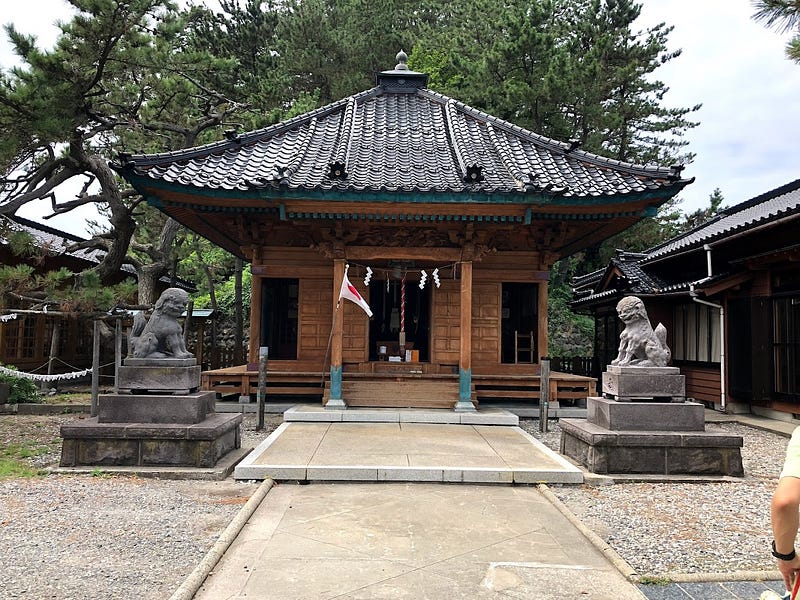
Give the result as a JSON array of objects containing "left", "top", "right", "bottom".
[
  {"left": 329, "top": 365, "right": 342, "bottom": 400},
  {"left": 123, "top": 172, "right": 688, "bottom": 208},
  {"left": 459, "top": 368, "right": 472, "bottom": 402}
]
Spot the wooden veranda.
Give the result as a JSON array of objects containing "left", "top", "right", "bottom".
[{"left": 200, "top": 364, "right": 596, "bottom": 409}]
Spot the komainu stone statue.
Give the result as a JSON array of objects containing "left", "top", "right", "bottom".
[
  {"left": 129, "top": 288, "right": 193, "bottom": 359},
  {"left": 610, "top": 296, "right": 670, "bottom": 367}
]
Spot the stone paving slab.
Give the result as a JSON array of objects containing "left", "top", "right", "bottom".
[
  {"left": 194, "top": 483, "right": 646, "bottom": 600},
  {"left": 234, "top": 421, "right": 583, "bottom": 484},
  {"left": 284, "top": 405, "right": 520, "bottom": 425}
]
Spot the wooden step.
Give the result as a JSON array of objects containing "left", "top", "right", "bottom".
[{"left": 324, "top": 379, "right": 461, "bottom": 409}]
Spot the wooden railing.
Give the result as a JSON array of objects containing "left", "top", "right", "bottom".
[{"left": 549, "top": 356, "right": 594, "bottom": 378}]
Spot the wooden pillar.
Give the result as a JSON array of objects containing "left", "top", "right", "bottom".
[
  {"left": 248, "top": 274, "right": 262, "bottom": 365},
  {"left": 327, "top": 258, "right": 347, "bottom": 408},
  {"left": 455, "top": 260, "right": 476, "bottom": 411},
  {"left": 538, "top": 279, "right": 549, "bottom": 363}
]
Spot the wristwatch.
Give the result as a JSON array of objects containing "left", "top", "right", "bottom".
[{"left": 772, "top": 540, "right": 797, "bottom": 561}]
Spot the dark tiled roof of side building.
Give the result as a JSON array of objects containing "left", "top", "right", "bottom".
[
  {"left": 643, "top": 177, "right": 800, "bottom": 263},
  {"left": 116, "top": 55, "right": 691, "bottom": 203},
  {"left": 571, "top": 250, "right": 667, "bottom": 304},
  {"left": 570, "top": 178, "right": 800, "bottom": 308},
  {"left": 1, "top": 214, "right": 194, "bottom": 291}
]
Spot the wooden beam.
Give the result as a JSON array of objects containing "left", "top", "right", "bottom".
[{"left": 346, "top": 246, "right": 462, "bottom": 262}]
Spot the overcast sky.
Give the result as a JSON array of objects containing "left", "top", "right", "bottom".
[{"left": 1, "top": 0, "right": 798, "bottom": 236}]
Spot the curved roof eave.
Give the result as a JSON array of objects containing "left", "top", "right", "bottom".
[{"left": 122, "top": 172, "right": 691, "bottom": 208}]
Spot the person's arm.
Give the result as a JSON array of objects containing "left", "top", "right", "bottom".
[{"left": 771, "top": 476, "right": 800, "bottom": 590}]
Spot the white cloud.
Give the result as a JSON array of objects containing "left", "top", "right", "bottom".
[{"left": 637, "top": 0, "right": 800, "bottom": 212}]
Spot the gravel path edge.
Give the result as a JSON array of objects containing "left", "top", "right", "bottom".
[
  {"left": 539, "top": 483, "right": 640, "bottom": 582},
  {"left": 168, "top": 478, "right": 276, "bottom": 600}
]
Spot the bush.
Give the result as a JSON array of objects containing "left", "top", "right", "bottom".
[{"left": 0, "top": 365, "right": 43, "bottom": 404}]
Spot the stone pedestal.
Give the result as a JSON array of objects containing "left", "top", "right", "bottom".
[
  {"left": 118, "top": 358, "right": 201, "bottom": 394},
  {"left": 60, "top": 358, "right": 241, "bottom": 469},
  {"left": 602, "top": 365, "right": 685, "bottom": 401},
  {"left": 97, "top": 391, "right": 216, "bottom": 424},
  {"left": 560, "top": 396, "right": 743, "bottom": 477}
]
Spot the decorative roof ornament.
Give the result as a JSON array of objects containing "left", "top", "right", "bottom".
[
  {"left": 464, "top": 164, "right": 484, "bottom": 184},
  {"left": 377, "top": 49, "right": 428, "bottom": 89},
  {"left": 395, "top": 50, "right": 409, "bottom": 71},
  {"left": 328, "top": 161, "right": 348, "bottom": 180}
]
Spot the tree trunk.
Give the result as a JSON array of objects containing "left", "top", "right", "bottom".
[{"left": 136, "top": 217, "right": 183, "bottom": 304}]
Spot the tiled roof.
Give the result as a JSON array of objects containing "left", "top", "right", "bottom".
[
  {"left": 116, "top": 61, "right": 690, "bottom": 203},
  {"left": 1, "top": 215, "right": 108, "bottom": 266},
  {"left": 644, "top": 178, "right": 800, "bottom": 262},
  {"left": 571, "top": 250, "right": 666, "bottom": 306},
  {"left": 571, "top": 179, "right": 800, "bottom": 308}
]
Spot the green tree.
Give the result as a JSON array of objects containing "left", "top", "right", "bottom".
[
  {"left": 0, "top": 1, "right": 248, "bottom": 303},
  {"left": 277, "top": 0, "right": 426, "bottom": 104},
  {"left": 681, "top": 188, "right": 726, "bottom": 232},
  {"left": 410, "top": 0, "right": 699, "bottom": 165},
  {"left": 753, "top": 0, "right": 800, "bottom": 63}
]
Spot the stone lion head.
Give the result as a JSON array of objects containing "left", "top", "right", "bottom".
[
  {"left": 154, "top": 288, "right": 190, "bottom": 318},
  {"left": 616, "top": 296, "right": 648, "bottom": 324}
]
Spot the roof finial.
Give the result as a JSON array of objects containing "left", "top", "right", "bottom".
[{"left": 395, "top": 50, "right": 409, "bottom": 71}]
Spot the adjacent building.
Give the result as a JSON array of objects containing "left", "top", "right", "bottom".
[{"left": 572, "top": 178, "right": 800, "bottom": 417}]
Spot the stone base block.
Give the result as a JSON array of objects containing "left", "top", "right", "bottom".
[
  {"left": 602, "top": 366, "right": 685, "bottom": 401},
  {"left": 559, "top": 418, "right": 743, "bottom": 476},
  {"left": 123, "top": 358, "right": 197, "bottom": 367},
  {"left": 586, "top": 396, "right": 704, "bottom": 432},
  {"left": 97, "top": 391, "right": 216, "bottom": 424},
  {"left": 59, "top": 413, "right": 242, "bottom": 468},
  {"left": 117, "top": 364, "right": 201, "bottom": 394}
]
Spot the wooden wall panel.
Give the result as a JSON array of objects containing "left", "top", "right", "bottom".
[
  {"left": 472, "top": 282, "right": 501, "bottom": 366},
  {"left": 431, "top": 279, "right": 461, "bottom": 364},
  {"left": 298, "top": 278, "right": 332, "bottom": 362},
  {"left": 342, "top": 290, "right": 369, "bottom": 363},
  {"left": 683, "top": 365, "right": 722, "bottom": 404}
]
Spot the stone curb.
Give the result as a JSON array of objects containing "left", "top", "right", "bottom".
[
  {"left": 652, "top": 570, "right": 781, "bottom": 583},
  {"left": 168, "top": 478, "right": 275, "bottom": 600},
  {"left": 537, "top": 483, "right": 639, "bottom": 581},
  {"left": 0, "top": 403, "right": 91, "bottom": 415}
]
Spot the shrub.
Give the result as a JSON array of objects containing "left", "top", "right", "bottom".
[{"left": 0, "top": 364, "right": 43, "bottom": 404}]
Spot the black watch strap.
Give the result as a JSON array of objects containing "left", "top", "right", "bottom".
[{"left": 772, "top": 540, "right": 797, "bottom": 561}]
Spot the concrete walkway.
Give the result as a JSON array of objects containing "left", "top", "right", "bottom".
[
  {"left": 234, "top": 409, "right": 582, "bottom": 484},
  {"left": 194, "top": 482, "right": 646, "bottom": 600}
]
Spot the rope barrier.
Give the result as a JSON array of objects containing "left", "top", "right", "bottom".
[{"left": 0, "top": 365, "right": 90, "bottom": 382}]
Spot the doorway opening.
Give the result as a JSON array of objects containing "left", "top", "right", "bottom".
[
  {"left": 501, "top": 282, "right": 539, "bottom": 364},
  {"left": 260, "top": 278, "right": 298, "bottom": 360},
  {"left": 369, "top": 278, "right": 431, "bottom": 361}
]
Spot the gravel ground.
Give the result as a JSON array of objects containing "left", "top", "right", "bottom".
[
  {"left": 0, "top": 412, "right": 280, "bottom": 600},
  {"left": 0, "top": 411, "right": 789, "bottom": 598},
  {"left": 521, "top": 419, "right": 784, "bottom": 578}
]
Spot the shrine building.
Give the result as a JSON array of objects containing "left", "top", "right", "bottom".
[{"left": 115, "top": 52, "right": 692, "bottom": 411}]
